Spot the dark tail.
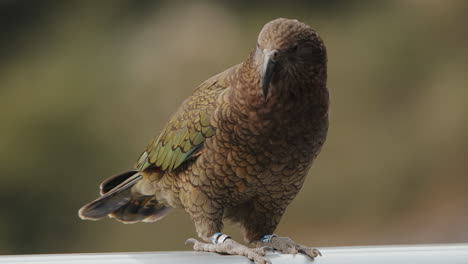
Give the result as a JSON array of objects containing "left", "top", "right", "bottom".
[{"left": 78, "top": 170, "right": 171, "bottom": 223}]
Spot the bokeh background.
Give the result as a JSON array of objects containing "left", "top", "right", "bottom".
[{"left": 1, "top": 0, "right": 467, "bottom": 255}]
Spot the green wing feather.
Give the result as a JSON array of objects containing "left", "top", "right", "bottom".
[{"left": 136, "top": 66, "right": 236, "bottom": 172}]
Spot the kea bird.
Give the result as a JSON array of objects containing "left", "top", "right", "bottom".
[{"left": 79, "top": 18, "right": 329, "bottom": 264}]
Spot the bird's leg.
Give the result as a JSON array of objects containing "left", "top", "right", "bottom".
[
  {"left": 252, "top": 234, "right": 321, "bottom": 258},
  {"left": 238, "top": 199, "right": 321, "bottom": 259},
  {"left": 186, "top": 233, "right": 271, "bottom": 264},
  {"left": 185, "top": 203, "right": 271, "bottom": 264}
]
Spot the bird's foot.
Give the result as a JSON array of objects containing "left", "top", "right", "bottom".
[
  {"left": 259, "top": 234, "right": 321, "bottom": 258},
  {"left": 186, "top": 233, "right": 271, "bottom": 264}
]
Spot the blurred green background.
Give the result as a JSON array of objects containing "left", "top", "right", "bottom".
[{"left": 1, "top": 0, "right": 467, "bottom": 255}]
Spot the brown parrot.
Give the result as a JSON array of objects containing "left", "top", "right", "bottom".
[{"left": 79, "top": 18, "right": 329, "bottom": 264}]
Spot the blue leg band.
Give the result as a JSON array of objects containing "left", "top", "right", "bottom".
[
  {"left": 261, "top": 234, "right": 277, "bottom": 243},
  {"left": 211, "top": 233, "right": 231, "bottom": 244},
  {"left": 212, "top": 232, "right": 222, "bottom": 244}
]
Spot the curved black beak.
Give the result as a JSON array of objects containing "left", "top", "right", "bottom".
[{"left": 261, "top": 50, "right": 278, "bottom": 100}]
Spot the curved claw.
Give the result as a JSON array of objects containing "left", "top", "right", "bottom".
[
  {"left": 185, "top": 238, "right": 199, "bottom": 245},
  {"left": 261, "top": 246, "right": 275, "bottom": 252},
  {"left": 264, "top": 235, "right": 322, "bottom": 258},
  {"left": 298, "top": 246, "right": 322, "bottom": 258}
]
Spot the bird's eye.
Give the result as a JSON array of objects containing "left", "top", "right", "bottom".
[{"left": 290, "top": 44, "right": 298, "bottom": 53}]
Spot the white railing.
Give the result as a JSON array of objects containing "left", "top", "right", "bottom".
[{"left": 1, "top": 244, "right": 467, "bottom": 264}]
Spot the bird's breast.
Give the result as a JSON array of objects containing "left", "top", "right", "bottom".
[{"left": 204, "top": 102, "right": 327, "bottom": 195}]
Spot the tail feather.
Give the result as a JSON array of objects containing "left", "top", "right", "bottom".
[
  {"left": 78, "top": 169, "right": 172, "bottom": 223},
  {"left": 110, "top": 196, "right": 172, "bottom": 223},
  {"left": 78, "top": 171, "right": 142, "bottom": 220},
  {"left": 100, "top": 170, "right": 138, "bottom": 195}
]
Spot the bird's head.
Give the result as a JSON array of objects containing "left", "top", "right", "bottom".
[{"left": 253, "top": 18, "right": 327, "bottom": 100}]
